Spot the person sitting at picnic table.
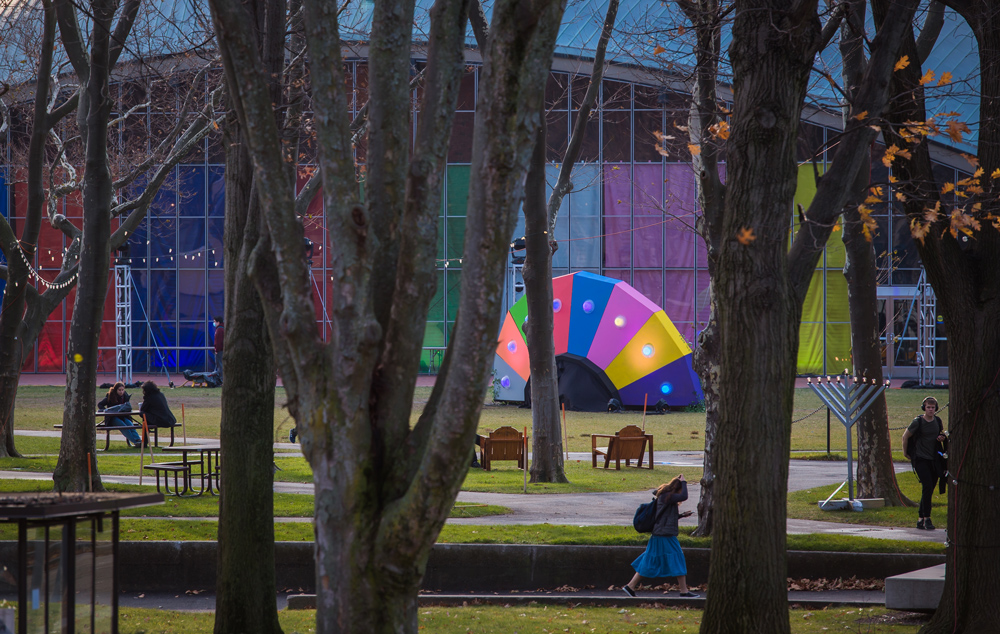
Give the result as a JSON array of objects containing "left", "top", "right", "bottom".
[
  {"left": 97, "top": 382, "right": 142, "bottom": 447},
  {"left": 139, "top": 381, "right": 177, "bottom": 444}
]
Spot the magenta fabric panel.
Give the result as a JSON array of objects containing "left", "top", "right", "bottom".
[
  {"left": 696, "top": 270, "right": 711, "bottom": 325},
  {"left": 588, "top": 284, "right": 658, "bottom": 369},
  {"left": 664, "top": 164, "right": 696, "bottom": 268},
  {"left": 663, "top": 270, "right": 695, "bottom": 324},
  {"left": 603, "top": 164, "right": 631, "bottom": 215},
  {"left": 632, "top": 270, "right": 663, "bottom": 308},
  {"left": 603, "top": 216, "right": 632, "bottom": 267},
  {"left": 603, "top": 269, "right": 630, "bottom": 284},
  {"left": 633, "top": 164, "right": 663, "bottom": 267}
]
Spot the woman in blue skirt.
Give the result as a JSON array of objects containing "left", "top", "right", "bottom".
[{"left": 622, "top": 474, "right": 699, "bottom": 598}]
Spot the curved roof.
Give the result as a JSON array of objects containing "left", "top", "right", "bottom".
[{"left": 1, "top": 0, "right": 980, "bottom": 150}]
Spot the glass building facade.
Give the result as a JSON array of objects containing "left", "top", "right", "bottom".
[{"left": 0, "top": 61, "right": 958, "bottom": 376}]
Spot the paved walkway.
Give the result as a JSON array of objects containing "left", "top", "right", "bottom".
[{"left": 3, "top": 435, "right": 943, "bottom": 544}]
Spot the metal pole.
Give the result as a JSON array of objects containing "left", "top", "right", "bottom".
[
  {"left": 826, "top": 408, "right": 831, "bottom": 455},
  {"left": 845, "top": 422, "right": 854, "bottom": 501}
]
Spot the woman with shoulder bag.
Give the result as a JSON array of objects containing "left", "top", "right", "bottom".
[{"left": 622, "top": 474, "right": 698, "bottom": 598}]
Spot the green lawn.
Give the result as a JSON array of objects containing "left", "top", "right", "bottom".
[
  {"left": 109, "top": 606, "right": 923, "bottom": 633},
  {"left": 788, "top": 470, "right": 947, "bottom": 529},
  {"left": 14, "top": 384, "right": 946, "bottom": 453}
]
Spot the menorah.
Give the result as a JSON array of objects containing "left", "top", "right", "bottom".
[{"left": 806, "top": 373, "right": 889, "bottom": 505}]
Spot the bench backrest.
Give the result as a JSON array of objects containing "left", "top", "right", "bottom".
[
  {"left": 486, "top": 426, "right": 523, "bottom": 461},
  {"left": 607, "top": 425, "right": 648, "bottom": 460}
]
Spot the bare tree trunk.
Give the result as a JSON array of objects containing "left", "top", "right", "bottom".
[
  {"left": 209, "top": 0, "right": 568, "bottom": 629},
  {"left": 872, "top": 0, "right": 1000, "bottom": 628},
  {"left": 700, "top": 2, "right": 820, "bottom": 631},
  {"left": 524, "top": 123, "right": 566, "bottom": 483},
  {"left": 0, "top": 227, "right": 28, "bottom": 458},
  {"left": 675, "top": 0, "right": 725, "bottom": 537},
  {"left": 843, "top": 204, "right": 910, "bottom": 505},
  {"left": 214, "top": 79, "right": 283, "bottom": 634},
  {"left": 837, "top": 0, "right": 909, "bottom": 507},
  {"left": 521, "top": 0, "right": 617, "bottom": 483},
  {"left": 54, "top": 0, "right": 120, "bottom": 492}
]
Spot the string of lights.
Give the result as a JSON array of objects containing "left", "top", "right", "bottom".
[{"left": 10, "top": 241, "right": 78, "bottom": 291}]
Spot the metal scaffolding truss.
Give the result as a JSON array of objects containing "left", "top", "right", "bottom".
[
  {"left": 916, "top": 269, "right": 937, "bottom": 385},
  {"left": 115, "top": 264, "right": 133, "bottom": 384}
]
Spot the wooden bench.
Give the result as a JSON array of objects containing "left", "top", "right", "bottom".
[
  {"left": 53, "top": 421, "right": 182, "bottom": 451},
  {"left": 478, "top": 426, "right": 524, "bottom": 471},
  {"left": 591, "top": 425, "right": 654, "bottom": 470}
]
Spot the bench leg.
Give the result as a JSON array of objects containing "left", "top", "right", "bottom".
[{"left": 103, "top": 431, "right": 111, "bottom": 452}]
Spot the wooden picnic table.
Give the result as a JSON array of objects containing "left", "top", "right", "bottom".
[
  {"left": 54, "top": 412, "right": 179, "bottom": 450},
  {"left": 162, "top": 443, "right": 221, "bottom": 496}
]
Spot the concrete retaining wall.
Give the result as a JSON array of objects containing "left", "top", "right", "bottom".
[
  {"left": 0, "top": 542, "right": 943, "bottom": 593},
  {"left": 119, "top": 543, "right": 944, "bottom": 593}
]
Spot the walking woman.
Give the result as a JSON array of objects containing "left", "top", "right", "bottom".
[
  {"left": 622, "top": 474, "right": 699, "bottom": 598},
  {"left": 97, "top": 382, "right": 142, "bottom": 447}
]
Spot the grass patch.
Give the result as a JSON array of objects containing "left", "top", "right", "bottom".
[
  {"left": 104, "top": 606, "right": 926, "bottom": 634},
  {"left": 414, "top": 606, "right": 921, "bottom": 633},
  {"left": 437, "top": 524, "right": 944, "bottom": 554},
  {"left": 462, "top": 461, "right": 703, "bottom": 494},
  {"left": 14, "top": 385, "right": 945, "bottom": 453},
  {"left": 794, "top": 451, "right": 908, "bottom": 462},
  {"left": 787, "top": 470, "right": 946, "bottom": 529}
]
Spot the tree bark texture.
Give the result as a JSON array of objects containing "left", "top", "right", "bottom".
[
  {"left": 523, "top": 123, "right": 567, "bottom": 484},
  {"left": 838, "top": 0, "right": 909, "bottom": 506},
  {"left": 842, "top": 204, "right": 910, "bottom": 505},
  {"left": 208, "top": 0, "right": 567, "bottom": 630},
  {"left": 676, "top": 0, "right": 724, "bottom": 538},
  {"left": 212, "top": 0, "right": 284, "bottom": 629},
  {"left": 54, "top": 0, "right": 120, "bottom": 493},
  {"left": 700, "top": 2, "right": 819, "bottom": 633},
  {"left": 0, "top": 1, "right": 58, "bottom": 460},
  {"left": 873, "top": 0, "right": 1000, "bottom": 629}
]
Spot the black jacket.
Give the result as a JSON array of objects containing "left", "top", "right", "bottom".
[
  {"left": 139, "top": 391, "right": 176, "bottom": 428},
  {"left": 652, "top": 482, "right": 688, "bottom": 537},
  {"left": 98, "top": 390, "right": 131, "bottom": 410}
]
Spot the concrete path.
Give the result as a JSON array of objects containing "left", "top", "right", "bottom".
[{"left": 1, "top": 440, "right": 943, "bottom": 543}]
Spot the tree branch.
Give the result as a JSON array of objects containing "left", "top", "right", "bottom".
[
  {"left": 546, "top": 0, "right": 619, "bottom": 230},
  {"left": 787, "top": 0, "right": 920, "bottom": 301},
  {"left": 915, "top": 1, "right": 944, "bottom": 64}
]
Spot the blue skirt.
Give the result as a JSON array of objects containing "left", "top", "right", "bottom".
[{"left": 631, "top": 535, "right": 687, "bottom": 579}]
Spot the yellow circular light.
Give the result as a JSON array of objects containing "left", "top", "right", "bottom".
[{"left": 73, "top": 353, "right": 83, "bottom": 363}]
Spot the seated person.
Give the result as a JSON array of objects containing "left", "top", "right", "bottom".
[
  {"left": 139, "top": 381, "right": 177, "bottom": 444},
  {"left": 97, "top": 382, "right": 142, "bottom": 447}
]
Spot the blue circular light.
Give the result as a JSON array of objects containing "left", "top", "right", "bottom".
[
  {"left": 642, "top": 344, "right": 654, "bottom": 358},
  {"left": 507, "top": 340, "right": 517, "bottom": 353},
  {"left": 660, "top": 382, "right": 673, "bottom": 395},
  {"left": 582, "top": 299, "right": 595, "bottom": 314},
  {"left": 501, "top": 376, "right": 511, "bottom": 389},
  {"left": 553, "top": 298, "right": 562, "bottom": 312}
]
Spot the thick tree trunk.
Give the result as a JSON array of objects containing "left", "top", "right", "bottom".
[
  {"left": 920, "top": 309, "right": 1000, "bottom": 633},
  {"left": 871, "top": 0, "right": 1000, "bottom": 628},
  {"left": 0, "top": 249, "right": 27, "bottom": 459},
  {"left": 700, "top": 2, "right": 818, "bottom": 632},
  {"left": 524, "top": 123, "right": 567, "bottom": 483},
  {"left": 843, "top": 204, "right": 910, "bottom": 505},
  {"left": 54, "top": 0, "right": 118, "bottom": 492},
  {"left": 213, "top": 117, "right": 282, "bottom": 632}
]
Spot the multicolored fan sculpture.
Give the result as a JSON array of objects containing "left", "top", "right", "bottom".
[{"left": 492, "top": 272, "right": 704, "bottom": 411}]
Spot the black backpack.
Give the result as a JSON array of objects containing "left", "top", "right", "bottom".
[{"left": 633, "top": 496, "right": 660, "bottom": 533}]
